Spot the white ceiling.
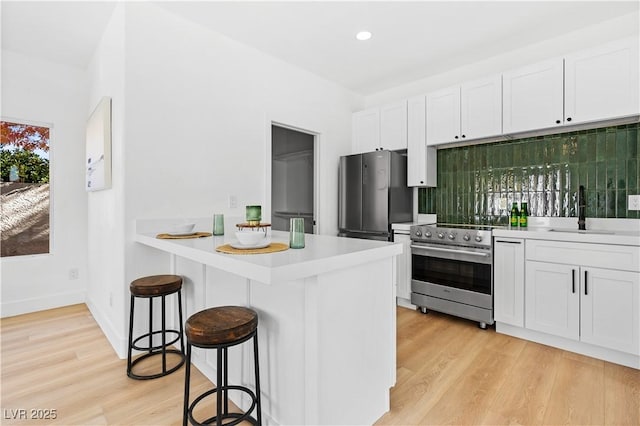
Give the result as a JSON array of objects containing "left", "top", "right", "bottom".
[{"left": 2, "top": 1, "right": 639, "bottom": 96}]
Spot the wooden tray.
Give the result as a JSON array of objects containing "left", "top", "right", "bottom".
[
  {"left": 216, "top": 242, "right": 288, "bottom": 255},
  {"left": 156, "top": 232, "right": 212, "bottom": 239}
]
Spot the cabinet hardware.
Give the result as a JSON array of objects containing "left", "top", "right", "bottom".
[
  {"left": 584, "top": 270, "right": 588, "bottom": 295},
  {"left": 462, "top": 134, "right": 466, "bottom": 138},
  {"left": 572, "top": 269, "right": 576, "bottom": 293},
  {"left": 567, "top": 117, "right": 572, "bottom": 122},
  {"left": 454, "top": 136, "right": 459, "bottom": 139},
  {"left": 496, "top": 240, "right": 521, "bottom": 244},
  {"left": 556, "top": 120, "right": 561, "bottom": 124}
]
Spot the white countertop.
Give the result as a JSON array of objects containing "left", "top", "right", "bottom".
[
  {"left": 135, "top": 223, "right": 402, "bottom": 284},
  {"left": 493, "top": 223, "right": 640, "bottom": 246}
]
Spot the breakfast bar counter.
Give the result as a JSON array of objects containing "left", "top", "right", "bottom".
[{"left": 134, "top": 219, "right": 400, "bottom": 425}]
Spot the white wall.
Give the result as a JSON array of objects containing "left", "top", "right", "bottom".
[
  {"left": 84, "top": 2, "right": 361, "bottom": 357},
  {"left": 1, "top": 50, "right": 89, "bottom": 316},
  {"left": 85, "top": 4, "right": 127, "bottom": 354},
  {"left": 365, "top": 11, "right": 640, "bottom": 107}
]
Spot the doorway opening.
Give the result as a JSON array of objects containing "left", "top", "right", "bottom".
[{"left": 271, "top": 125, "right": 316, "bottom": 234}]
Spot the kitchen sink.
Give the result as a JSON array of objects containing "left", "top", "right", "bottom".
[{"left": 548, "top": 228, "right": 615, "bottom": 235}]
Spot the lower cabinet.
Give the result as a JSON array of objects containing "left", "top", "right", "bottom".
[
  {"left": 493, "top": 237, "right": 525, "bottom": 327},
  {"left": 395, "top": 232, "right": 412, "bottom": 301},
  {"left": 524, "top": 240, "right": 640, "bottom": 356}
]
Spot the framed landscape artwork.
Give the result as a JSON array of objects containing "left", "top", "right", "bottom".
[{"left": 86, "top": 97, "right": 112, "bottom": 191}]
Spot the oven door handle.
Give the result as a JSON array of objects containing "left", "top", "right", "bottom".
[{"left": 410, "top": 244, "right": 491, "bottom": 258}]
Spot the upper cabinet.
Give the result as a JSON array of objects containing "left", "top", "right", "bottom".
[
  {"left": 565, "top": 37, "right": 640, "bottom": 125},
  {"left": 407, "top": 95, "right": 436, "bottom": 187},
  {"left": 503, "top": 59, "right": 564, "bottom": 134},
  {"left": 352, "top": 108, "right": 380, "bottom": 153},
  {"left": 425, "top": 86, "right": 460, "bottom": 145},
  {"left": 352, "top": 101, "right": 407, "bottom": 153},
  {"left": 426, "top": 74, "right": 502, "bottom": 146},
  {"left": 504, "top": 37, "right": 640, "bottom": 134}
]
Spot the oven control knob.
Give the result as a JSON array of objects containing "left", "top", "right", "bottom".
[
  {"left": 447, "top": 233, "right": 456, "bottom": 240},
  {"left": 437, "top": 232, "right": 445, "bottom": 239},
  {"left": 463, "top": 234, "right": 471, "bottom": 241},
  {"left": 424, "top": 231, "right": 432, "bottom": 238},
  {"left": 414, "top": 230, "right": 422, "bottom": 237},
  {"left": 475, "top": 235, "right": 483, "bottom": 242}
]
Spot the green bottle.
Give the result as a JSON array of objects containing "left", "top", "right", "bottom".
[
  {"left": 519, "top": 202, "right": 528, "bottom": 228},
  {"left": 510, "top": 202, "right": 519, "bottom": 227}
]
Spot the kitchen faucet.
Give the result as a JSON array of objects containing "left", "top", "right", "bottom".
[{"left": 578, "top": 185, "right": 586, "bottom": 230}]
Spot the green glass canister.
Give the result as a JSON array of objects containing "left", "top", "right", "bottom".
[
  {"left": 519, "top": 202, "right": 528, "bottom": 228},
  {"left": 510, "top": 203, "right": 519, "bottom": 228}
]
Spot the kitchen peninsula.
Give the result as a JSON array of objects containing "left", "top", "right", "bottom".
[{"left": 134, "top": 219, "right": 400, "bottom": 425}]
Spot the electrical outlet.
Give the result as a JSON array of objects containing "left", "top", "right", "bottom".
[
  {"left": 629, "top": 194, "right": 640, "bottom": 211},
  {"left": 229, "top": 195, "right": 237, "bottom": 209},
  {"left": 69, "top": 268, "right": 79, "bottom": 280}
]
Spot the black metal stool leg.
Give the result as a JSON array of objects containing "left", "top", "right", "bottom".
[
  {"left": 127, "top": 295, "right": 135, "bottom": 376},
  {"left": 178, "top": 290, "right": 185, "bottom": 355},
  {"left": 223, "top": 347, "right": 229, "bottom": 415},
  {"left": 183, "top": 343, "right": 191, "bottom": 426},
  {"left": 253, "top": 331, "right": 262, "bottom": 426},
  {"left": 216, "top": 347, "right": 223, "bottom": 426},
  {"left": 148, "top": 297, "right": 153, "bottom": 355},
  {"left": 161, "top": 294, "right": 167, "bottom": 374}
]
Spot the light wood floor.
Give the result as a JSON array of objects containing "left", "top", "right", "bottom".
[{"left": 1, "top": 304, "right": 639, "bottom": 425}]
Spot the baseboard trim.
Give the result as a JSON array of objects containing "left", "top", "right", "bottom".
[
  {"left": 86, "top": 299, "right": 127, "bottom": 359},
  {"left": 1, "top": 291, "right": 86, "bottom": 318}
]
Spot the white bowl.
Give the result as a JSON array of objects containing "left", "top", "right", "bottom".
[
  {"left": 235, "top": 231, "right": 266, "bottom": 246},
  {"left": 169, "top": 223, "right": 195, "bottom": 234}
]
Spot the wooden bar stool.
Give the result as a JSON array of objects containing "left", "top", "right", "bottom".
[
  {"left": 127, "top": 274, "right": 186, "bottom": 380},
  {"left": 183, "top": 306, "right": 262, "bottom": 426}
]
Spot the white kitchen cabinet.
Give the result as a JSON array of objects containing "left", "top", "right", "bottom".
[
  {"left": 565, "top": 37, "right": 640, "bottom": 125},
  {"left": 502, "top": 59, "right": 564, "bottom": 133},
  {"left": 352, "top": 101, "right": 407, "bottom": 153},
  {"left": 407, "top": 95, "right": 436, "bottom": 187},
  {"left": 493, "top": 237, "right": 525, "bottom": 327},
  {"left": 426, "top": 74, "right": 502, "bottom": 146},
  {"left": 426, "top": 86, "right": 460, "bottom": 145},
  {"left": 352, "top": 108, "right": 380, "bottom": 153},
  {"left": 525, "top": 239, "right": 640, "bottom": 356},
  {"left": 394, "top": 232, "right": 412, "bottom": 301},
  {"left": 580, "top": 267, "right": 639, "bottom": 355},
  {"left": 525, "top": 261, "right": 580, "bottom": 340},
  {"left": 380, "top": 101, "right": 408, "bottom": 151},
  {"left": 461, "top": 75, "right": 502, "bottom": 140}
]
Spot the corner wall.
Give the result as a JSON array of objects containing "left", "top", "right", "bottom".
[{"left": 1, "top": 50, "right": 89, "bottom": 317}]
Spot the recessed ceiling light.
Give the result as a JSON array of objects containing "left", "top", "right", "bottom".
[{"left": 356, "top": 31, "right": 372, "bottom": 41}]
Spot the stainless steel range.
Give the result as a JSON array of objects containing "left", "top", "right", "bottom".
[{"left": 410, "top": 223, "right": 494, "bottom": 329}]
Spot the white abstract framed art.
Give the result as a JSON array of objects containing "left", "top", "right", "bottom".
[{"left": 86, "top": 97, "right": 112, "bottom": 191}]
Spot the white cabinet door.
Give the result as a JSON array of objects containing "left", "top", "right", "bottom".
[
  {"left": 580, "top": 267, "right": 640, "bottom": 355},
  {"left": 394, "top": 233, "right": 412, "bottom": 300},
  {"left": 525, "top": 261, "right": 580, "bottom": 341},
  {"left": 461, "top": 74, "right": 502, "bottom": 140},
  {"left": 503, "top": 58, "right": 564, "bottom": 133},
  {"left": 493, "top": 238, "right": 525, "bottom": 327},
  {"left": 407, "top": 95, "right": 436, "bottom": 187},
  {"left": 380, "top": 101, "right": 408, "bottom": 151},
  {"left": 352, "top": 108, "right": 380, "bottom": 153},
  {"left": 565, "top": 37, "right": 640, "bottom": 125},
  {"left": 426, "top": 86, "right": 460, "bottom": 146}
]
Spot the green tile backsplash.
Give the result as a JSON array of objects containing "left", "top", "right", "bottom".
[{"left": 418, "top": 123, "right": 640, "bottom": 224}]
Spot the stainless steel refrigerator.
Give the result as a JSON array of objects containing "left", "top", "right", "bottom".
[{"left": 338, "top": 150, "right": 413, "bottom": 241}]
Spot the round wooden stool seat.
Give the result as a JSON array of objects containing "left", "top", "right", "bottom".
[
  {"left": 183, "top": 305, "right": 262, "bottom": 425},
  {"left": 130, "top": 274, "right": 182, "bottom": 297},
  {"left": 186, "top": 306, "right": 258, "bottom": 347}
]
